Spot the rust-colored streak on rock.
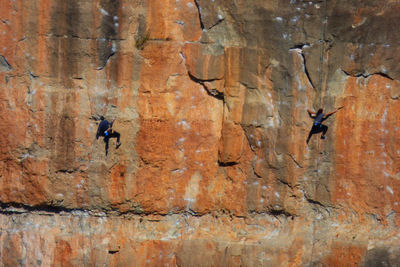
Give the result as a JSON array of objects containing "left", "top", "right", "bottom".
[
  {"left": 109, "top": 164, "right": 127, "bottom": 206},
  {"left": 53, "top": 239, "right": 73, "bottom": 267},
  {"left": 218, "top": 120, "right": 246, "bottom": 164},
  {"left": 139, "top": 42, "right": 187, "bottom": 95},
  {"left": 322, "top": 244, "right": 366, "bottom": 267},
  {"left": 48, "top": 1, "right": 81, "bottom": 86},
  {"left": 2, "top": 233, "right": 23, "bottom": 266},
  {"left": 218, "top": 47, "right": 246, "bottom": 165},
  {"left": 0, "top": 0, "right": 142, "bottom": 209},
  {"left": 0, "top": 71, "right": 49, "bottom": 205},
  {"left": 147, "top": 0, "right": 202, "bottom": 42},
  {"left": 334, "top": 75, "right": 400, "bottom": 223},
  {"left": 0, "top": 159, "right": 48, "bottom": 205},
  {"left": 37, "top": 0, "right": 52, "bottom": 77},
  {"left": 136, "top": 21, "right": 224, "bottom": 213},
  {"left": 224, "top": 47, "right": 241, "bottom": 88}
]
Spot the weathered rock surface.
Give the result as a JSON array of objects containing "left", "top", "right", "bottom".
[{"left": 1, "top": 0, "right": 400, "bottom": 265}]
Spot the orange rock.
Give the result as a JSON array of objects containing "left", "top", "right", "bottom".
[
  {"left": 334, "top": 75, "right": 400, "bottom": 223},
  {"left": 1, "top": 0, "right": 400, "bottom": 265},
  {"left": 322, "top": 244, "right": 366, "bottom": 267}
]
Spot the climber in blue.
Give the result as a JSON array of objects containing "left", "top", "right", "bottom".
[
  {"left": 306, "top": 107, "right": 343, "bottom": 144},
  {"left": 96, "top": 116, "right": 121, "bottom": 155}
]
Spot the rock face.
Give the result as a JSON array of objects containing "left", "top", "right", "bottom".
[{"left": 1, "top": 0, "right": 400, "bottom": 266}]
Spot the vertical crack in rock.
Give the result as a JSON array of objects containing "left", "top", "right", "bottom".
[
  {"left": 193, "top": 0, "right": 225, "bottom": 30},
  {"left": 289, "top": 45, "right": 315, "bottom": 90},
  {"left": 193, "top": 0, "right": 205, "bottom": 30},
  {"left": 0, "top": 55, "right": 13, "bottom": 72}
]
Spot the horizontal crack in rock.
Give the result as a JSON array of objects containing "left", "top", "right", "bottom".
[
  {"left": 289, "top": 43, "right": 310, "bottom": 50},
  {"left": 341, "top": 68, "right": 394, "bottom": 81},
  {"left": 268, "top": 209, "right": 295, "bottom": 219},
  {"left": 218, "top": 161, "right": 238, "bottom": 167},
  {"left": 187, "top": 71, "right": 224, "bottom": 100},
  {"left": 249, "top": 209, "right": 296, "bottom": 220},
  {"left": 0, "top": 201, "right": 302, "bottom": 222},
  {"left": 0, "top": 201, "right": 88, "bottom": 216}
]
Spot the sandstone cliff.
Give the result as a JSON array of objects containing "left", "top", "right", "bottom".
[{"left": 1, "top": 0, "right": 400, "bottom": 266}]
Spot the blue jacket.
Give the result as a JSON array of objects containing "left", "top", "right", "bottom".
[{"left": 96, "top": 120, "right": 112, "bottom": 139}]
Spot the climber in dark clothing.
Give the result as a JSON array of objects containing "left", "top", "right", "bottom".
[
  {"left": 306, "top": 107, "right": 343, "bottom": 144},
  {"left": 96, "top": 116, "right": 121, "bottom": 155}
]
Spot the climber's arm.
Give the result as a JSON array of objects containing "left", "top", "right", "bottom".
[
  {"left": 307, "top": 109, "right": 316, "bottom": 118},
  {"left": 324, "top": 106, "right": 344, "bottom": 118}
]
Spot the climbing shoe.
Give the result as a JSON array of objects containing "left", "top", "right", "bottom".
[
  {"left": 116, "top": 142, "right": 121, "bottom": 149},
  {"left": 321, "top": 135, "right": 326, "bottom": 140}
]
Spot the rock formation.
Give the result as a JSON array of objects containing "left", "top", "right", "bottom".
[{"left": 0, "top": 0, "right": 400, "bottom": 265}]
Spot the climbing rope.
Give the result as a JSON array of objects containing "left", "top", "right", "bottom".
[
  {"left": 318, "top": 0, "right": 328, "bottom": 108},
  {"left": 316, "top": 0, "right": 329, "bottom": 190},
  {"left": 310, "top": 0, "right": 328, "bottom": 264}
]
